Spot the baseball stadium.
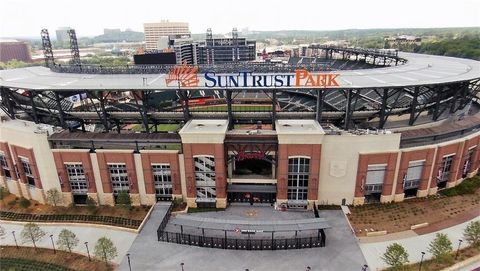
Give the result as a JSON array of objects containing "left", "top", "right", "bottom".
[{"left": 0, "top": 29, "right": 479, "bottom": 217}]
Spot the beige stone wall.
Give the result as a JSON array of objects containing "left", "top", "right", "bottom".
[
  {"left": 130, "top": 193, "right": 141, "bottom": 206},
  {"left": 318, "top": 133, "right": 401, "bottom": 205},
  {"left": 62, "top": 192, "right": 73, "bottom": 206},
  {"left": 133, "top": 153, "right": 148, "bottom": 205}
]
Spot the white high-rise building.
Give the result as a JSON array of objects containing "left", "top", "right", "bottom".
[{"left": 143, "top": 20, "right": 190, "bottom": 51}]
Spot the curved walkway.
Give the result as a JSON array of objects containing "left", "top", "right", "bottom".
[
  {"left": 0, "top": 220, "right": 137, "bottom": 263},
  {"left": 359, "top": 216, "right": 480, "bottom": 270}
]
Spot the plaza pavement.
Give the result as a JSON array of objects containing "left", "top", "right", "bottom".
[
  {"left": 0, "top": 220, "right": 137, "bottom": 263},
  {"left": 359, "top": 216, "right": 480, "bottom": 271},
  {"left": 118, "top": 205, "right": 368, "bottom": 271}
]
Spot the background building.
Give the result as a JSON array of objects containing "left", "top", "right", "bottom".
[
  {"left": 197, "top": 28, "right": 256, "bottom": 64},
  {"left": 143, "top": 20, "right": 190, "bottom": 51},
  {"left": 55, "top": 27, "right": 72, "bottom": 44},
  {"left": 0, "top": 39, "right": 32, "bottom": 62}
]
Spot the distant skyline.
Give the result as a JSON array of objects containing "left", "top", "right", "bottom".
[{"left": 1, "top": 0, "right": 479, "bottom": 38}]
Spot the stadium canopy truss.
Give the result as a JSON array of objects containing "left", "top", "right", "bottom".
[{"left": 0, "top": 47, "right": 479, "bottom": 133}]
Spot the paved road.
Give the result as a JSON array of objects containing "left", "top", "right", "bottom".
[
  {"left": 0, "top": 220, "right": 137, "bottom": 263},
  {"left": 359, "top": 216, "right": 480, "bottom": 271},
  {"left": 119, "top": 205, "right": 367, "bottom": 271}
]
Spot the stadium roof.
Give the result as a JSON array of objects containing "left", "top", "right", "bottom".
[{"left": 0, "top": 53, "right": 479, "bottom": 91}]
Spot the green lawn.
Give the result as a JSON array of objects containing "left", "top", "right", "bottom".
[
  {"left": 131, "top": 124, "right": 180, "bottom": 132},
  {"left": 190, "top": 104, "right": 272, "bottom": 112},
  {"left": 0, "top": 258, "right": 72, "bottom": 271}
]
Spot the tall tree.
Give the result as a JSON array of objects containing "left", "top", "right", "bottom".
[
  {"left": 20, "top": 222, "right": 46, "bottom": 249},
  {"left": 463, "top": 221, "right": 480, "bottom": 248},
  {"left": 46, "top": 188, "right": 62, "bottom": 207},
  {"left": 94, "top": 237, "right": 118, "bottom": 265},
  {"left": 381, "top": 243, "right": 409, "bottom": 269},
  {"left": 428, "top": 233, "right": 453, "bottom": 263},
  {"left": 56, "top": 229, "right": 79, "bottom": 253}
]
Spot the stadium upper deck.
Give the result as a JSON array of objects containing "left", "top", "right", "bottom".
[{"left": 0, "top": 53, "right": 479, "bottom": 90}]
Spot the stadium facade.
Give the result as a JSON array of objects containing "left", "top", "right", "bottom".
[{"left": 0, "top": 47, "right": 479, "bottom": 209}]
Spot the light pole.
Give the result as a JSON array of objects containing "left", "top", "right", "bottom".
[
  {"left": 126, "top": 253, "right": 132, "bottom": 271},
  {"left": 84, "top": 242, "right": 91, "bottom": 261},
  {"left": 180, "top": 262, "right": 184, "bottom": 271},
  {"left": 49, "top": 235, "right": 56, "bottom": 254},
  {"left": 11, "top": 231, "right": 18, "bottom": 249},
  {"left": 455, "top": 239, "right": 463, "bottom": 260},
  {"left": 418, "top": 252, "right": 425, "bottom": 271}
]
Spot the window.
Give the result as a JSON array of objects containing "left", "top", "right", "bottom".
[
  {"left": 20, "top": 158, "right": 35, "bottom": 187},
  {"left": 65, "top": 164, "right": 87, "bottom": 195},
  {"left": 194, "top": 156, "right": 216, "bottom": 201},
  {"left": 108, "top": 164, "right": 129, "bottom": 194},
  {"left": 437, "top": 155, "right": 454, "bottom": 184},
  {"left": 152, "top": 164, "right": 172, "bottom": 196},
  {"left": 404, "top": 161, "right": 424, "bottom": 189},
  {"left": 462, "top": 148, "right": 475, "bottom": 177},
  {"left": 364, "top": 165, "right": 386, "bottom": 194},
  {"left": 287, "top": 157, "right": 310, "bottom": 201},
  {"left": 0, "top": 153, "right": 11, "bottom": 179}
]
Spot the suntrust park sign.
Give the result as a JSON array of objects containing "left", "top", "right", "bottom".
[{"left": 165, "top": 65, "right": 341, "bottom": 88}]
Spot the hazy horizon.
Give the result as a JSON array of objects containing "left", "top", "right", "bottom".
[{"left": 1, "top": 0, "right": 479, "bottom": 39}]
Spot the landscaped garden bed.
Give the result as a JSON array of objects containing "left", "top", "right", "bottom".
[
  {"left": 348, "top": 176, "right": 480, "bottom": 236},
  {"left": 383, "top": 245, "right": 480, "bottom": 271},
  {"left": 0, "top": 246, "right": 113, "bottom": 271},
  {"left": 0, "top": 193, "right": 149, "bottom": 229}
]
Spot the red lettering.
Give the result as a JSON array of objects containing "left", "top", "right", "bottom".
[{"left": 295, "top": 69, "right": 308, "bottom": 86}]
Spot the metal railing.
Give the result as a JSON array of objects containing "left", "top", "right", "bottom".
[
  {"left": 156, "top": 202, "right": 173, "bottom": 240},
  {"left": 157, "top": 230, "right": 326, "bottom": 250},
  {"left": 400, "top": 124, "right": 480, "bottom": 148}
]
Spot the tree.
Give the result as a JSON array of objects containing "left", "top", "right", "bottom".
[
  {"left": 381, "top": 243, "right": 409, "bottom": 269},
  {"left": 94, "top": 237, "right": 118, "bottom": 264},
  {"left": 0, "top": 225, "right": 5, "bottom": 239},
  {"left": 463, "top": 221, "right": 480, "bottom": 248},
  {"left": 0, "top": 186, "right": 9, "bottom": 205},
  {"left": 20, "top": 222, "right": 46, "bottom": 249},
  {"left": 116, "top": 191, "right": 131, "bottom": 208},
  {"left": 86, "top": 196, "right": 97, "bottom": 213},
  {"left": 428, "top": 233, "right": 453, "bottom": 263},
  {"left": 56, "top": 229, "right": 79, "bottom": 253},
  {"left": 46, "top": 188, "right": 62, "bottom": 206}
]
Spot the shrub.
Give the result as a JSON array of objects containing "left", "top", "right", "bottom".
[
  {"left": 441, "top": 176, "right": 480, "bottom": 197},
  {"left": 0, "top": 186, "right": 9, "bottom": 203},
  {"left": 381, "top": 243, "right": 409, "bottom": 269},
  {"left": 19, "top": 197, "right": 31, "bottom": 208},
  {"left": 428, "top": 233, "right": 453, "bottom": 263},
  {"left": 116, "top": 191, "right": 131, "bottom": 208},
  {"left": 86, "top": 196, "right": 97, "bottom": 213},
  {"left": 46, "top": 188, "right": 62, "bottom": 206},
  {"left": 7, "top": 199, "right": 16, "bottom": 206},
  {"left": 463, "top": 221, "right": 480, "bottom": 248}
]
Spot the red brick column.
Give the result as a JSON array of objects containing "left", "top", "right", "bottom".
[
  {"left": 355, "top": 152, "right": 399, "bottom": 197},
  {"left": 430, "top": 142, "right": 463, "bottom": 189},
  {"left": 52, "top": 151, "right": 96, "bottom": 193},
  {"left": 10, "top": 145, "right": 42, "bottom": 189},
  {"left": 0, "top": 142, "right": 15, "bottom": 178},
  {"left": 214, "top": 144, "right": 226, "bottom": 198},
  {"left": 395, "top": 148, "right": 435, "bottom": 194}
]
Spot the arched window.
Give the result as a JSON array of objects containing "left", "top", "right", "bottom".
[{"left": 287, "top": 157, "right": 310, "bottom": 201}]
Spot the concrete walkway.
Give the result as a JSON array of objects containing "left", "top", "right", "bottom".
[
  {"left": 119, "top": 206, "right": 367, "bottom": 271},
  {"left": 0, "top": 220, "right": 137, "bottom": 263},
  {"left": 359, "top": 216, "right": 480, "bottom": 271}
]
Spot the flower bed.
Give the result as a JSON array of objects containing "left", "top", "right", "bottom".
[{"left": 0, "top": 210, "right": 143, "bottom": 229}]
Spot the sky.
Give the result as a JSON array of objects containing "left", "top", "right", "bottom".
[{"left": 1, "top": 0, "right": 479, "bottom": 38}]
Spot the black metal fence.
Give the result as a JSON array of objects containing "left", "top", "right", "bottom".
[
  {"left": 156, "top": 202, "right": 173, "bottom": 236},
  {"left": 157, "top": 230, "right": 326, "bottom": 250}
]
